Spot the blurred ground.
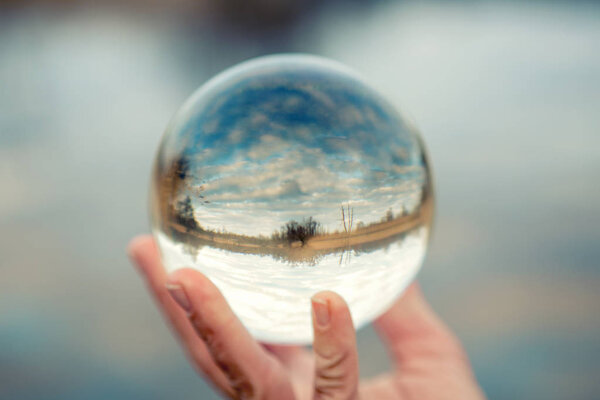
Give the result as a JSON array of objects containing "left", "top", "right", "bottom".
[{"left": 1, "top": 1, "right": 599, "bottom": 399}]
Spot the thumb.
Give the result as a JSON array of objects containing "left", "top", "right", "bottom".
[{"left": 311, "top": 291, "right": 359, "bottom": 400}]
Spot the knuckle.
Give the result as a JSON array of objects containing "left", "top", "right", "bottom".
[
  {"left": 188, "top": 313, "right": 257, "bottom": 399},
  {"left": 229, "top": 374, "right": 256, "bottom": 399},
  {"left": 217, "top": 355, "right": 257, "bottom": 400},
  {"left": 314, "top": 351, "right": 357, "bottom": 399},
  {"left": 189, "top": 311, "right": 217, "bottom": 345},
  {"left": 315, "top": 387, "right": 344, "bottom": 400},
  {"left": 316, "top": 351, "right": 348, "bottom": 380}
]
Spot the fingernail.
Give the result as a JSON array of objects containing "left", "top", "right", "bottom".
[
  {"left": 166, "top": 283, "right": 192, "bottom": 314},
  {"left": 312, "top": 296, "right": 330, "bottom": 328}
]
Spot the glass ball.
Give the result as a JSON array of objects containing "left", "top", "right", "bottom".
[{"left": 150, "top": 54, "right": 433, "bottom": 344}]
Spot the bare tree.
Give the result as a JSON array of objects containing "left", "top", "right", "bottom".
[
  {"left": 341, "top": 203, "right": 354, "bottom": 233},
  {"left": 281, "top": 217, "right": 321, "bottom": 244}
]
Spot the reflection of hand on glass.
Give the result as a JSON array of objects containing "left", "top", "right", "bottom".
[{"left": 129, "top": 235, "right": 486, "bottom": 400}]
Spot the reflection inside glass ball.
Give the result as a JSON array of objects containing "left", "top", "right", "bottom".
[{"left": 150, "top": 54, "right": 433, "bottom": 344}]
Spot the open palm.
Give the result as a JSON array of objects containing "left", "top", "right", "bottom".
[{"left": 129, "top": 235, "right": 485, "bottom": 399}]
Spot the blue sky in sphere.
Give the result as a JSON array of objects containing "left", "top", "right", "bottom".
[{"left": 162, "top": 63, "right": 427, "bottom": 235}]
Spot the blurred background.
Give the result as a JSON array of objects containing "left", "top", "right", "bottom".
[{"left": 1, "top": 0, "right": 599, "bottom": 399}]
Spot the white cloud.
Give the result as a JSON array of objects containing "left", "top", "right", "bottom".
[{"left": 187, "top": 143, "right": 425, "bottom": 236}]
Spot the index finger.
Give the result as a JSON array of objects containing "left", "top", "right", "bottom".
[
  {"left": 127, "top": 236, "right": 233, "bottom": 396},
  {"left": 167, "top": 268, "right": 296, "bottom": 399}
]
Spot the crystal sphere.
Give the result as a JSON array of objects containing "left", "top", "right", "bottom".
[{"left": 150, "top": 54, "right": 433, "bottom": 344}]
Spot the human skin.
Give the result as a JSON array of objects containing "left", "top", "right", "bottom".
[{"left": 128, "top": 235, "right": 486, "bottom": 400}]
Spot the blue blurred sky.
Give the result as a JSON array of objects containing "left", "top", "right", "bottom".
[{"left": 1, "top": 1, "right": 599, "bottom": 399}]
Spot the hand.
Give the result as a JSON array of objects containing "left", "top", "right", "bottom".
[{"left": 128, "top": 235, "right": 486, "bottom": 399}]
